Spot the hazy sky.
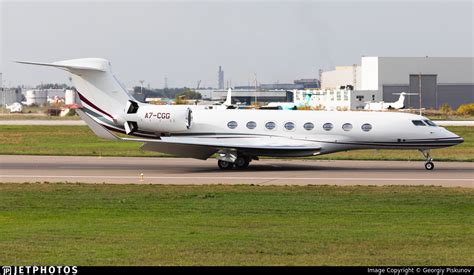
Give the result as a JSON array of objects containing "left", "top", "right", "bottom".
[{"left": 1, "top": 0, "right": 473, "bottom": 88}]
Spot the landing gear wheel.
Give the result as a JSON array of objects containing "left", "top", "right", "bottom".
[
  {"left": 420, "top": 149, "right": 435, "bottom": 171},
  {"left": 218, "top": 160, "right": 234, "bottom": 170},
  {"left": 425, "top": 161, "right": 434, "bottom": 171},
  {"left": 234, "top": 157, "right": 250, "bottom": 169}
]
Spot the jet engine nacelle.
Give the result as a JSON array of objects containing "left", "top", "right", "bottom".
[{"left": 123, "top": 104, "right": 192, "bottom": 134}]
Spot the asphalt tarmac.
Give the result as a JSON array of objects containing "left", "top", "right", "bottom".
[{"left": 1, "top": 155, "right": 472, "bottom": 187}]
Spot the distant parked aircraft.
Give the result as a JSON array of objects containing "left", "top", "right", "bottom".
[
  {"left": 364, "top": 92, "right": 407, "bottom": 111},
  {"left": 6, "top": 102, "right": 23, "bottom": 113}
]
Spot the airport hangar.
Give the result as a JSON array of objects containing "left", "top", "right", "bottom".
[
  {"left": 321, "top": 56, "right": 474, "bottom": 109},
  {"left": 209, "top": 56, "right": 473, "bottom": 110}
]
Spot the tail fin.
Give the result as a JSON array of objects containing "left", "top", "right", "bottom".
[
  {"left": 394, "top": 92, "right": 406, "bottom": 109},
  {"left": 223, "top": 88, "right": 232, "bottom": 107},
  {"left": 17, "top": 58, "right": 133, "bottom": 122}
]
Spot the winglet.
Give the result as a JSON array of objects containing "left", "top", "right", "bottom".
[{"left": 16, "top": 58, "right": 108, "bottom": 72}]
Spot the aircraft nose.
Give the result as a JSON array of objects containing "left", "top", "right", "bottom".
[
  {"left": 446, "top": 132, "right": 464, "bottom": 144},
  {"left": 453, "top": 136, "right": 464, "bottom": 144},
  {"left": 441, "top": 128, "right": 464, "bottom": 145}
]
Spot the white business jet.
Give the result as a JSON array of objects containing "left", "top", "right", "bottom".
[
  {"left": 211, "top": 88, "right": 235, "bottom": 109},
  {"left": 364, "top": 92, "right": 407, "bottom": 111},
  {"left": 18, "top": 58, "right": 463, "bottom": 170}
]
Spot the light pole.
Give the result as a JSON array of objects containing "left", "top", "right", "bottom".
[
  {"left": 418, "top": 73, "right": 422, "bottom": 116},
  {"left": 1, "top": 73, "right": 4, "bottom": 114},
  {"left": 254, "top": 73, "right": 258, "bottom": 105},
  {"left": 139, "top": 80, "right": 145, "bottom": 96}
]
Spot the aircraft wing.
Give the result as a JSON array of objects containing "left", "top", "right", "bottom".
[{"left": 136, "top": 135, "right": 322, "bottom": 159}]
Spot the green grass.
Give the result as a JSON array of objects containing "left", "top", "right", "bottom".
[
  {"left": 0, "top": 114, "right": 80, "bottom": 120},
  {"left": 0, "top": 125, "right": 472, "bottom": 161},
  {"left": 427, "top": 114, "right": 474, "bottom": 121},
  {"left": 0, "top": 183, "right": 472, "bottom": 266}
]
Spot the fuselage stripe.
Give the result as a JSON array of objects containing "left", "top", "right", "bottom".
[{"left": 77, "top": 92, "right": 114, "bottom": 120}]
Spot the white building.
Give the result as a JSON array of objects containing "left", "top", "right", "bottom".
[
  {"left": 292, "top": 89, "right": 382, "bottom": 111},
  {"left": 25, "top": 90, "right": 48, "bottom": 106},
  {"left": 321, "top": 65, "right": 361, "bottom": 90}
]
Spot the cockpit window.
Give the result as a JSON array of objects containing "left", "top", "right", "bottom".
[
  {"left": 412, "top": 120, "right": 426, "bottom": 126},
  {"left": 423, "top": 120, "right": 437, "bottom": 126}
]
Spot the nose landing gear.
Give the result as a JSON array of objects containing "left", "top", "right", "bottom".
[{"left": 420, "top": 149, "right": 434, "bottom": 170}]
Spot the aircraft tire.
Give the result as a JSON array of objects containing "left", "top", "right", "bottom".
[
  {"left": 234, "top": 157, "right": 250, "bottom": 169},
  {"left": 218, "top": 160, "right": 234, "bottom": 170},
  {"left": 425, "top": 161, "right": 434, "bottom": 170}
]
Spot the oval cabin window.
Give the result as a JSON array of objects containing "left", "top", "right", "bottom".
[
  {"left": 342, "top": 123, "right": 353, "bottom": 131},
  {"left": 303, "top": 122, "right": 314, "bottom": 131},
  {"left": 361, "top": 123, "right": 372, "bottom": 132},
  {"left": 265, "top": 121, "right": 276, "bottom": 130},
  {"left": 227, "top": 121, "right": 238, "bottom": 129},
  {"left": 246, "top": 121, "right": 257, "bottom": 129},
  {"left": 284, "top": 122, "right": 295, "bottom": 131},
  {"left": 323, "top": 123, "right": 333, "bottom": 131}
]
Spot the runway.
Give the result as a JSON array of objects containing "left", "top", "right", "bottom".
[{"left": 1, "top": 155, "right": 473, "bottom": 187}]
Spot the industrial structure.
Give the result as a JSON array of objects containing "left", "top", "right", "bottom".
[
  {"left": 236, "top": 79, "right": 320, "bottom": 91},
  {"left": 218, "top": 66, "right": 224, "bottom": 89},
  {"left": 211, "top": 89, "right": 292, "bottom": 105},
  {"left": 321, "top": 65, "right": 361, "bottom": 90},
  {"left": 25, "top": 90, "right": 48, "bottom": 106},
  {"left": 291, "top": 88, "right": 382, "bottom": 111},
  {"left": 321, "top": 56, "right": 474, "bottom": 109},
  {"left": 0, "top": 87, "right": 79, "bottom": 108},
  {"left": 0, "top": 88, "right": 23, "bottom": 106},
  {"left": 294, "top": 79, "right": 320, "bottom": 89}
]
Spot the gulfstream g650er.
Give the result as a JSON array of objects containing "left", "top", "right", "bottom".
[{"left": 18, "top": 58, "right": 463, "bottom": 170}]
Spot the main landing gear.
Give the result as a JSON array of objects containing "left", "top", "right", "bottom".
[
  {"left": 420, "top": 149, "right": 434, "bottom": 170},
  {"left": 217, "top": 152, "right": 253, "bottom": 170}
]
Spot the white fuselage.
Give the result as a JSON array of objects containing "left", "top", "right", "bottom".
[{"left": 132, "top": 106, "right": 462, "bottom": 156}]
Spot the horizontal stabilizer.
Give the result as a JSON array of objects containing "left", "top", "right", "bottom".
[
  {"left": 16, "top": 59, "right": 108, "bottom": 72},
  {"left": 76, "top": 109, "right": 118, "bottom": 140}
]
